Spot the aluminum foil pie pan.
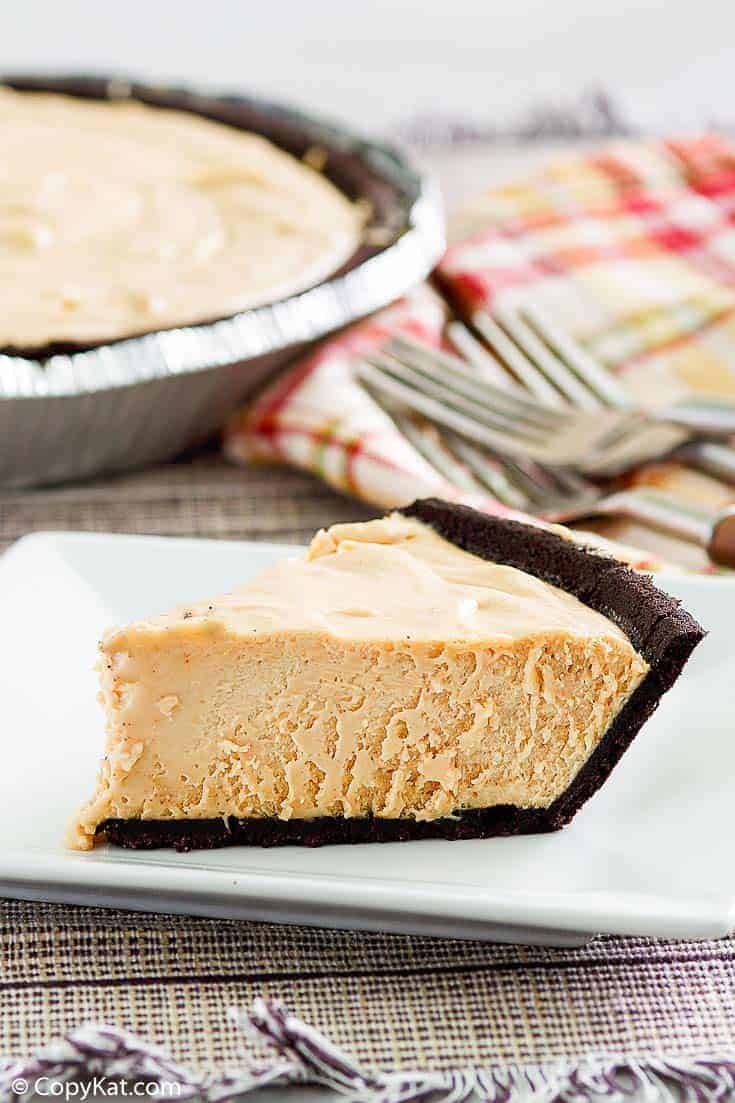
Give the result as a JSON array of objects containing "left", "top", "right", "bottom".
[{"left": 0, "top": 75, "right": 444, "bottom": 488}]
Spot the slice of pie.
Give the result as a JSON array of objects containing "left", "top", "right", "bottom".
[{"left": 70, "top": 499, "right": 704, "bottom": 851}]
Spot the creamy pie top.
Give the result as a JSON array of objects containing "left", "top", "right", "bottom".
[
  {"left": 110, "top": 514, "right": 634, "bottom": 647},
  {"left": 0, "top": 88, "right": 363, "bottom": 348}
]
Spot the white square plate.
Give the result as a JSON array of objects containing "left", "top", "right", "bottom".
[{"left": 0, "top": 531, "right": 731, "bottom": 946}]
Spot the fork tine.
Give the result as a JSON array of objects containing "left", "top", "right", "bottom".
[
  {"left": 380, "top": 397, "right": 531, "bottom": 509},
  {"left": 677, "top": 440, "right": 735, "bottom": 484},
  {"left": 388, "top": 336, "right": 568, "bottom": 427},
  {"left": 368, "top": 351, "right": 550, "bottom": 442},
  {"left": 510, "top": 460, "right": 603, "bottom": 515},
  {"left": 472, "top": 311, "right": 567, "bottom": 407},
  {"left": 537, "top": 466, "right": 603, "bottom": 510},
  {"left": 493, "top": 306, "right": 602, "bottom": 410},
  {"left": 430, "top": 426, "right": 559, "bottom": 506},
  {"left": 445, "top": 320, "right": 526, "bottom": 393},
  {"left": 356, "top": 359, "right": 547, "bottom": 461},
  {"left": 449, "top": 437, "right": 571, "bottom": 508},
  {"left": 394, "top": 414, "right": 487, "bottom": 495},
  {"left": 440, "top": 433, "right": 529, "bottom": 508},
  {"left": 522, "top": 304, "right": 632, "bottom": 409}
]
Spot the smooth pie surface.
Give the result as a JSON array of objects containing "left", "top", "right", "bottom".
[
  {"left": 71, "top": 517, "right": 647, "bottom": 848},
  {"left": 102, "top": 515, "right": 650, "bottom": 643},
  {"left": 0, "top": 88, "right": 363, "bottom": 348}
]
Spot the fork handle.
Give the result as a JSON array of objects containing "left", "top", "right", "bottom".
[
  {"left": 603, "top": 490, "right": 735, "bottom": 567},
  {"left": 654, "top": 405, "right": 735, "bottom": 437},
  {"left": 676, "top": 440, "right": 735, "bottom": 485},
  {"left": 709, "top": 509, "right": 735, "bottom": 567}
]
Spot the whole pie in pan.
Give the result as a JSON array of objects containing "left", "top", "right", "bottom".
[
  {"left": 0, "top": 85, "right": 364, "bottom": 350},
  {"left": 70, "top": 499, "right": 705, "bottom": 851}
]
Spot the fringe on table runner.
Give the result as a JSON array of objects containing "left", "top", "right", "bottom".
[{"left": 2, "top": 998, "right": 734, "bottom": 1103}]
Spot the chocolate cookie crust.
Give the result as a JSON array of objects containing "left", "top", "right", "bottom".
[
  {"left": 100, "top": 499, "right": 705, "bottom": 850},
  {"left": 102, "top": 806, "right": 558, "bottom": 852}
]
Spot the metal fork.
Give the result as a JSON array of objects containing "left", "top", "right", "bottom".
[
  {"left": 359, "top": 327, "right": 735, "bottom": 480},
  {"left": 474, "top": 303, "right": 735, "bottom": 433},
  {"left": 470, "top": 305, "right": 735, "bottom": 483},
  {"left": 382, "top": 407, "right": 735, "bottom": 568}
]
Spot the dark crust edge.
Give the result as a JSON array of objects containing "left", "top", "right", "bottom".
[
  {"left": 99, "top": 498, "right": 706, "bottom": 851},
  {"left": 101, "top": 807, "right": 556, "bottom": 852},
  {"left": 0, "top": 74, "right": 405, "bottom": 360},
  {"left": 401, "top": 499, "right": 706, "bottom": 829}
]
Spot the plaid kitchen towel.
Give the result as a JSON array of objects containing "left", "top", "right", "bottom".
[
  {"left": 224, "top": 135, "right": 735, "bottom": 571},
  {"left": 437, "top": 134, "right": 735, "bottom": 406},
  {"left": 224, "top": 283, "right": 470, "bottom": 511}
]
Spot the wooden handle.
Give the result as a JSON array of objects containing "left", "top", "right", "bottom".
[{"left": 708, "top": 507, "right": 735, "bottom": 568}]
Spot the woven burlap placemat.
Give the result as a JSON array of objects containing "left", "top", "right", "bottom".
[{"left": 1, "top": 454, "right": 733, "bottom": 1070}]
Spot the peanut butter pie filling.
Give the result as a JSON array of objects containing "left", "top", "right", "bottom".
[
  {"left": 0, "top": 87, "right": 362, "bottom": 349},
  {"left": 70, "top": 500, "right": 704, "bottom": 850}
]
